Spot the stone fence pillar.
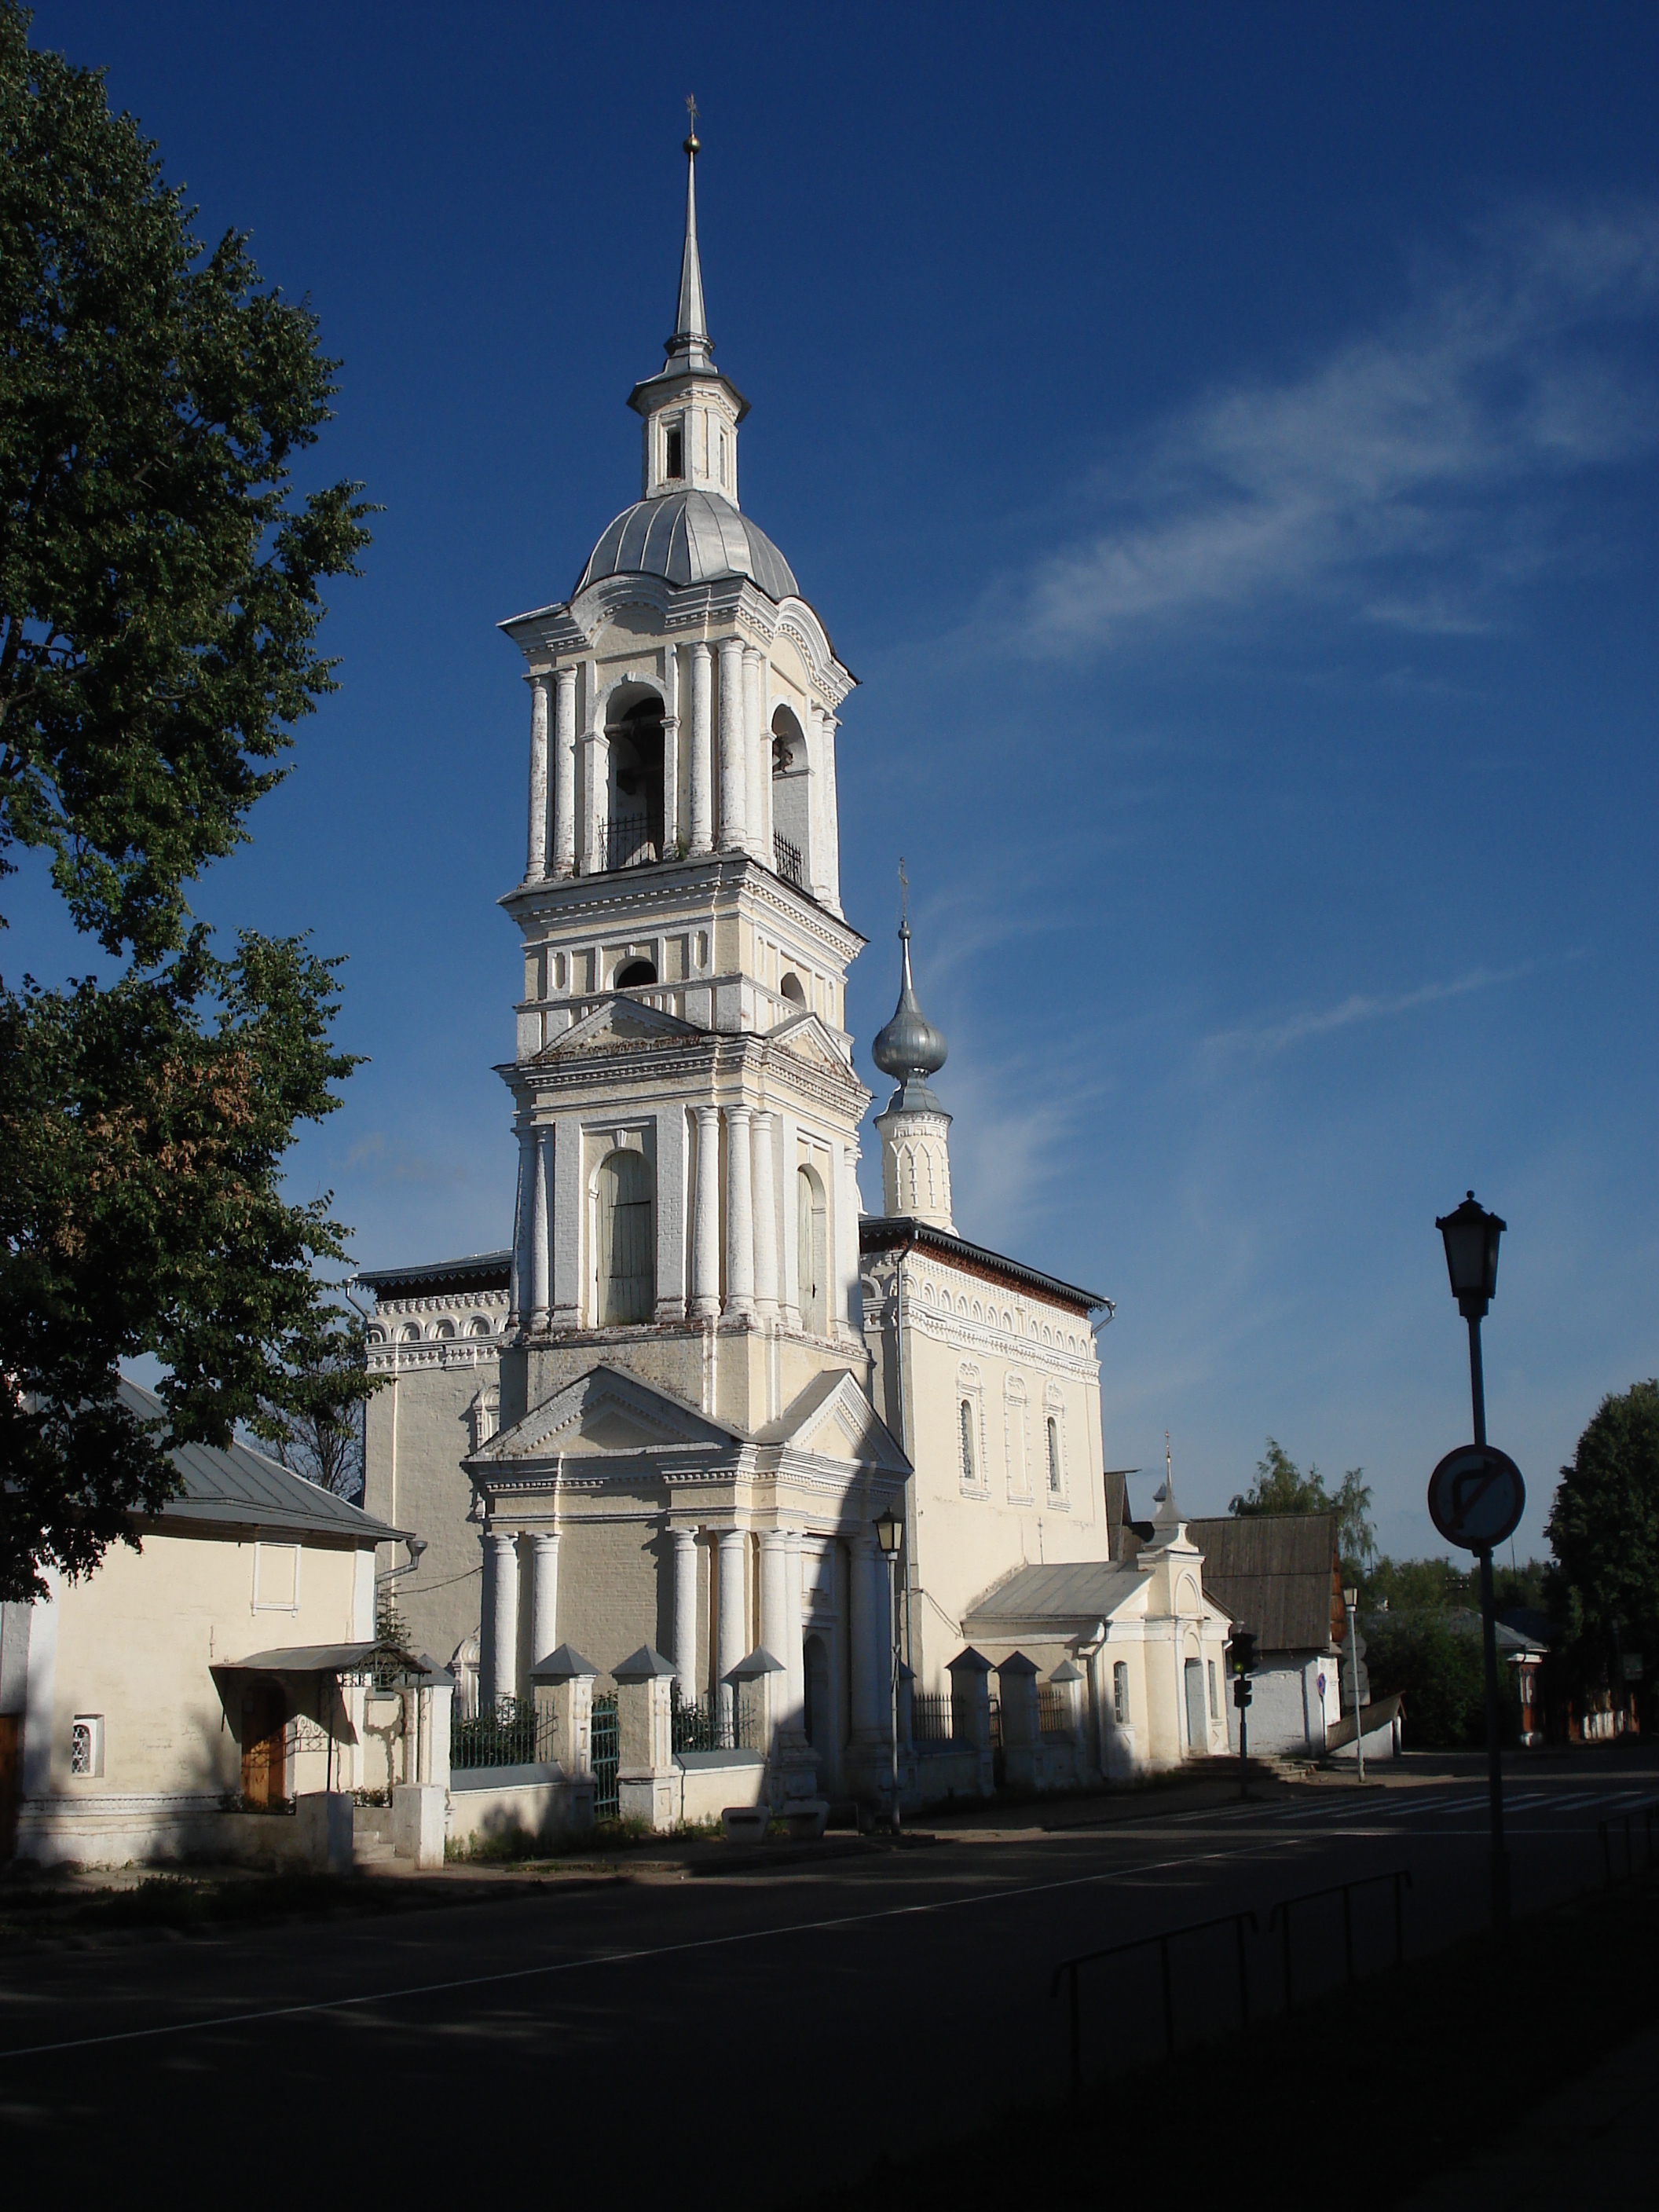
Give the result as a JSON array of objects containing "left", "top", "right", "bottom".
[
  {"left": 997, "top": 1652, "right": 1041, "bottom": 1789},
  {"left": 613, "top": 1645, "right": 677, "bottom": 1831},
  {"left": 947, "top": 1647, "right": 994, "bottom": 1797},
  {"left": 532, "top": 1643, "right": 597, "bottom": 1779}
]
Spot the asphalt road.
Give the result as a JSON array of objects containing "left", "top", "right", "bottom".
[{"left": 2, "top": 1749, "right": 1654, "bottom": 2199}]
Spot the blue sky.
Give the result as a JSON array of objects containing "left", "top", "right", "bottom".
[{"left": 17, "top": 2, "right": 1659, "bottom": 1559}]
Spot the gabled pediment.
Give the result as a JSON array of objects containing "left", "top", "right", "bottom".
[
  {"left": 472, "top": 1364, "right": 739, "bottom": 1467},
  {"left": 536, "top": 996, "right": 704, "bottom": 1064},
  {"left": 761, "top": 1368, "right": 910, "bottom": 1475},
  {"left": 768, "top": 1009, "right": 851, "bottom": 1071}
]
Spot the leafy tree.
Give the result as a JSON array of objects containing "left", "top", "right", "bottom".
[
  {"left": 0, "top": 5, "right": 373, "bottom": 1599},
  {"left": 1364, "top": 1612, "right": 1522, "bottom": 1751},
  {"left": 252, "top": 1324, "right": 368, "bottom": 1501},
  {"left": 1230, "top": 1438, "right": 1376, "bottom": 1580},
  {"left": 1545, "top": 1381, "right": 1659, "bottom": 1704}
]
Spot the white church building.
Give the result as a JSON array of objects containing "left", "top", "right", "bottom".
[{"left": 359, "top": 130, "right": 1230, "bottom": 1826}]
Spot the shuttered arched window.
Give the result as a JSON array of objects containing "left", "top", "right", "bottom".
[
  {"left": 958, "top": 1399, "right": 976, "bottom": 1489},
  {"left": 1046, "top": 1416, "right": 1063, "bottom": 1496},
  {"left": 797, "top": 1165, "right": 826, "bottom": 1335},
  {"left": 595, "top": 1148, "right": 654, "bottom": 1325}
]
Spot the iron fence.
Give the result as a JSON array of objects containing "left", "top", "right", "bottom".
[
  {"left": 670, "top": 1685, "right": 760, "bottom": 1752},
  {"left": 591, "top": 1692, "right": 619, "bottom": 1819},
  {"left": 910, "top": 1692, "right": 965, "bottom": 1744},
  {"left": 1038, "top": 1686, "right": 1072, "bottom": 1736},
  {"left": 450, "top": 1696, "right": 557, "bottom": 1772},
  {"left": 604, "top": 811, "right": 662, "bottom": 872},
  {"left": 772, "top": 832, "right": 804, "bottom": 888}
]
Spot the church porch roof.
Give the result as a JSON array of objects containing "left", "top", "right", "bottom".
[{"left": 859, "top": 1215, "right": 1108, "bottom": 1319}]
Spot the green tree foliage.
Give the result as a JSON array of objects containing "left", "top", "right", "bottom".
[
  {"left": 1363, "top": 1555, "right": 1547, "bottom": 1616},
  {"left": 1364, "top": 1612, "right": 1522, "bottom": 1751},
  {"left": 1545, "top": 1380, "right": 1659, "bottom": 1697},
  {"left": 1230, "top": 1438, "right": 1376, "bottom": 1580},
  {"left": 0, "top": 6, "right": 373, "bottom": 1597}
]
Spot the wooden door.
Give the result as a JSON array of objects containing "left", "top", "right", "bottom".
[
  {"left": 240, "top": 1683, "right": 287, "bottom": 1807},
  {"left": 0, "top": 1714, "right": 19, "bottom": 1861}
]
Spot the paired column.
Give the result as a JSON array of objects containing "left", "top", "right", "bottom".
[
  {"left": 783, "top": 1530, "right": 806, "bottom": 1742},
  {"left": 688, "top": 644, "right": 713, "bottom": 855},
  {"left": 716, "top": 1529, "right": 747, "bottom": 1735},
  {"left": 484, "top": 1529, "right": 520, "bottom": 1709},
  {"left": 760, "top": 1530, "right": 790, "bottom": 1753},
  {"left": 670, "top": 1527, "right": 700, "bottom": 1701},
  {"left": 529, "top": 1531, "right": 559, "bottom": 1672},
  {"left": 743, "top": 646, "right": 766, "bottom": 863},
  {"left": 511, "top": 1124, "right": 537, "bottom": 1328},
  {"left": 553, "top": 668, "right": 577, "bottom": 876},
  {"left": 725, "top": 1104, "right": 755, "bottom": 1318},
  {"left": 716, "top": 638, "right": 746, "bottom": 851},
  {"left": 583, "top": 725, "right": 610, "bottom": 877},
  {"left": 751, "top": 1110, "right": 778, "bottom": 1320},
  {"left": 661, "top": 645, "right": 681, "bottom": 858},
  {"left": 819, "top": 709, "right": 842, "bottom": 913},
  {"left": 690, "top": 1106, "right": 722, "bottom": 1318},
  {"left": 526, "top": 676, "right": 550, "bottom": 881}
]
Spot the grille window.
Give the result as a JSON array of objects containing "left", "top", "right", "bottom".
[
  {"left": 595, "top": 1148, "right": 654, "bottom": 1325},
  {"left": 958, "top": 1399, "right": 976, "bottom": 1489},
  {"left": 1113, "top": 1662, "right": 1129, "bottom": 1725}
]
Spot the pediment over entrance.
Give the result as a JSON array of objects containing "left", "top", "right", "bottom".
[
  {"left": 756, "top": 1368, "right": 910, "bottom": 1475},
  {"left": 471, "top": 1364, "right": 738, "bottom": 1468},
  {"left": 535, "top": 997, "right": 703, "bottom": 1064}
]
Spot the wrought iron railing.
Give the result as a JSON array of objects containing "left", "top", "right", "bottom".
[
  {"left": 604, "top": 811, "right": 662, "bottom": 872},
  {"left": 591, "top": 1692, "right": 619, "bottom": 1820},
  {"left": 450, "top": 1696, "right": 557, "bottom": 1771},
  {"left": 670, "top": 1684, "right": 760, "bottom": 1752},
  {"left": 909, "top": 1691, "right": 962, "bottom": 1744},
  {"left": 772, "top": 832, "right": 804, "bottom": 888},
  {"left": 1038, "top": 1685, "right": 1072, "bottom": 1736}
]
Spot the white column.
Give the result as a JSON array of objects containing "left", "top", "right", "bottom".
[
  {"left": 691, "top": 1105, "right": 721, "bottom": 1318},
  {"left": 778, "top": 1111, "right": 800, "bottom": 1329},
  {"left": 553, "top": 668, "right": 577, "bottom": 877},
  {"left": 716, "top": 1529, "right": 747, "bottom": 1734},
  {"left": 654, "top": 1101, "right": 688, "bottom": 1323},
  {"left": 485, "top": 1530, "right": 519, "bottom": 1708},
  {"left": 671, "top": 1527, "right": 700, "bottom": 1701},
  {"left": 725, "top": 1104, "right": 755, "bottom": 1319},
  {"left": 783, "top": 1530, "right": 806, "bottom": 1743},
  {"left": 551, "top": 1116, "right": 581, "bottom": 1329},
  {"left": 583, "top": 725, "right": 609, "bottom": 876},
  {"left": 526, "top": 675, "right": 550, "bottom": 882},
  {"left": 760, "top": 1530, "right": 789, "bottom": 1753},
  {"left": 743, "top": 646, "right": 766, "bottom": 862},
  {"left": 751, "top": 1108, "right": 778, "bottom": 1320},
  {"left": 837, "top": 1140, "right": 862, "bottom": 1338},
  {"left": 511, "top": 1122, "right": 536, "bottom": 1328},
  {"left": 661, "top": 644, "right": 681, "bottom": 858},
  {"left": 529, "top": 1531, "right": 559, "bottom": 1671},
  {"left": 820, "top": 709, "right": 842, "bottom": 914},
  {"left": 848, "top": 1531, "right": 882, "bottom": 1742},
  {"left": 688, "top": 644, "right": 713, "bottom": 856},
  {"left": 529, "top": 1125, "right": 551, "bottom": 1327},
  {"left": 717, "top": 638, "right": 745, "bottom": 851}
]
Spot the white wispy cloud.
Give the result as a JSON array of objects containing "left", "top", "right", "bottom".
[
  {"left": 1206, "top": 961, "right": 1539, "bottom": 1061},
  {"left": 1027, "top": 203, "right": 1659, "bottom": 649}
]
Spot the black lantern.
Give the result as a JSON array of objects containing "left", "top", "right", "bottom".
[
  {"left": 1435, "top": 1191, "right": 1505, "bottom": 1321},
  {"left": 873, "top": 1503, "right": 903, "bottom": 1557}
]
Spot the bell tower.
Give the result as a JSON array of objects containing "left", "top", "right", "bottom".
[{"left": 495, "top": 129, "right": 870, "bottom": 1439}]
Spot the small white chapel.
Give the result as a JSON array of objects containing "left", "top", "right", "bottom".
[{"left": 359, "top": 127, "right": 1231, "bottom": 1822}]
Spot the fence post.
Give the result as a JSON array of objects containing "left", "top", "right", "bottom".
[
  {"left": 612, "top": 1645, "right": 678, "bottom": 1832},
  {"left": 997, "top": 1653, "right": 1042, "bottom": 1790},
  {"left": 949, "top": 1648, "right": 995, "bottom": 1797}
]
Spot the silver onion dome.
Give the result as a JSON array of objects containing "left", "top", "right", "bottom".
[{"left": 871, "top": 917, "right": 948, "bottom": 1108}]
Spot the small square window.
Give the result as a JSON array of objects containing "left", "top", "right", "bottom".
[
  {"left": 253, "top": 1541, "right": 301, "bottom": 1613},
  {"left": 71, "top": 1715, "right": 104, "bottom": 1778}
]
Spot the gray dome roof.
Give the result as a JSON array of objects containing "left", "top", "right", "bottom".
[
  {"left": 575, "top": 489, "right": 798, "bottom": 602},
  {"left": 872, "top": 923, "right": 948, "bottom": 1098}
]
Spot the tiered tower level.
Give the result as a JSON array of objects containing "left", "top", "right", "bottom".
[{"left": 496, "top": 133, "right": 868, "bottom": 1437}]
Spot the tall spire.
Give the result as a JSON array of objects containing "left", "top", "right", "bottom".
[{"left": 668, "top": 100, "right": 712, "bottom": 369}]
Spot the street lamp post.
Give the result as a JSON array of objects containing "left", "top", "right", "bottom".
[
  {"left": 873, "top": 1504, "right": 903, "bottom": 1833},
  {"left": 1343, "top": 1586, "right": 1364, "bottom": 1785},
  {"left": 1435, "top": 1190, "right": 1511, "bottom": 1929}
]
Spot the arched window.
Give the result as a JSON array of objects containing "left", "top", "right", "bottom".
[
  {"left": 468, "top": 1315, "right": 492, "bottom": 1338},
  {"left": 779, "top": 971, "right": 806, "bottom": 1007},
  {"left": 797, "top": 1164, "right": 827, "bottom": 1335},
  {"left": 1113, "top": 1661, "right": 1130, "bottom": 1725},
  {"left": 1046, "top": 1416, "right": 1063, "bottom": 1497},
  {"left": 595, "top": 1148, "right": 654, "bottom": 1325},
  {"left": 401, "top": 1324, "right": 422, "bottom": 1344},
  {"left": 958, "top": 1399, "right": 976, "bottom": 1489},
  {"left": 604, "top": 692, "right": 666, "bottom": 870},
  {"left": 770, "top": 705, "right": 810, "bottom": 886},
  {"left": 614, "top": 958, "right": 657, "bottom": 989}
]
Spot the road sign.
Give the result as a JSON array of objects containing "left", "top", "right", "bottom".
[{"left": 1427, "top": 1443, "right": 1525, "bottom": 1551}]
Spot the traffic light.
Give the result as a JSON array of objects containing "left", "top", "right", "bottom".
[
  {"left": 1229, "top": 1627, "right": 1258, "bottom": 1678},
  {"left": 1233, "top": 1674, "right": 1252, "bottom": 1709}
]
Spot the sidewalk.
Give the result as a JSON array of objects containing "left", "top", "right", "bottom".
[{"left": 1395, "top": 2016, "right": 1659, "bottom": 2207}]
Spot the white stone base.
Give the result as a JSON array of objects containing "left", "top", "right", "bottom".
[{"left": 392, "top": 1782, "right": 446, "bottom": 1869}]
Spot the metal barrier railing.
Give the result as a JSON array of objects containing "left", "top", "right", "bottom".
[
  {"left": 1050, "top": 1866, "right": 1412, "bottom": 2097},
  {"left": 1050, "top": 1909, "right": 1258, "bottom": 2098},
  {"left": 1599, "top": 1800, "right": 1659, "bottom": 1886}
]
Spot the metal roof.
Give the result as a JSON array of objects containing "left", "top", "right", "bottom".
[
  {"left": 859, "top": 1215, "right": 1109, "bottom": 1316},
  {"left": 118, "top": 1379, "right": 400, "bottom": 1547},
  {"left": 1185, "top": 1514, "right": 1341, "bottom": 1654},
  {"left": 356, "top": 1250, "right": 511, "bottom": 1298},
  {"left": 964, "top": 1560, "right": 1145, "bottom": 1634},
  {"left": 574, "top": 489, "right": 798, "bottom": 602}
]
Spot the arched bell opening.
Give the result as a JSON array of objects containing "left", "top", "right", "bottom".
[
  {"left": 770, "top": 705, "right": 811, "bottom": 888},
  {"left": 606, "top": 689, "right": 666, "bottom": 870}
]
